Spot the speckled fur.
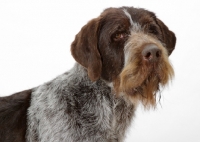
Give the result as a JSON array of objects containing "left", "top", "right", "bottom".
[{"left": 26, "top": 64, "right": 135, "bottom": 142}]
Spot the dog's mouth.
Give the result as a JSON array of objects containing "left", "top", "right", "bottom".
[
  {"left": 114, "top": 60, "right": 174, "bottom": 108},
  {"left": 125, "top": 69, "right": 161, "bottom": 105},
  {"left": 127, "top": 71, "right": 160, "bottom": 95}
]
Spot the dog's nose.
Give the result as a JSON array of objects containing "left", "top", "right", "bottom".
[{"left": 142, "top": 44, "right": 161, "bottom": 62}]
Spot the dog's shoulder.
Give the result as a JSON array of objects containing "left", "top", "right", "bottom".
[{"left": 0, "top": 89, "right": 32, "bottom": 142}]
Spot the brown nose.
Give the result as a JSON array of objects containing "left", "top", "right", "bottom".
[{"left": 142, "top": 44, "right": 161, "bottom": 62}]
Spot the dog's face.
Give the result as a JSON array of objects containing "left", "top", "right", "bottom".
[{"left": 71, "top": 7, "right": 176, "bottom": 108}]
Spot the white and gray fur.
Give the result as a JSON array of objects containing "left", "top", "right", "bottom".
[{"left": 26, "top": 64, "right": 135, "bottom": 142}]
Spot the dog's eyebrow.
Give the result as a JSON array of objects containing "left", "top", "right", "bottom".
[
  {"left": 123, "top": 9, "right": 141, "bottom": 32},
  {"left": 123, "top": 9, "right": 134, "bottom": 26}
]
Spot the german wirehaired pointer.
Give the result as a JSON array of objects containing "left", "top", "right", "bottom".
[{"left": 0, "top": 7, "right": 176, "bottom": 142}]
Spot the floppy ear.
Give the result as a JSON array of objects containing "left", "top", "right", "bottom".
[
  {"left": 71, "top": 18, "right": 102, "bottom": 81},
  {"left": 156, "top": 18, "right": 176, "bottom": 55}
]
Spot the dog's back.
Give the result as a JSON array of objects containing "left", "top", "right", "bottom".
[{"left": 0, "top": 90, "right": 31, "bottom": 142}]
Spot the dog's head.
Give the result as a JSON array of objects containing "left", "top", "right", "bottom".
[{"left": 71, "top": 7, "right": 176, "bottom": 108}]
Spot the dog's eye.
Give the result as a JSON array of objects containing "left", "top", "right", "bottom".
[
  {"left": 113, "top": 32, "right": 129, "bottom": 41},
  {"left": 149, "top": 24, "right": 158, "bottom": 35}
]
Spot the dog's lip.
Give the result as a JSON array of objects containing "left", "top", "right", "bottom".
[
  {"left": 126, "top": 86, "right": 143, "bottom": 96},
  {"left": 127, "top": 73, "right": 160, "bottom": 95}
]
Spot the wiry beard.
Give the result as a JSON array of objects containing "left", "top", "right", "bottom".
[{"left": 113, "top": 33, "right": 174, "bottom": 109}]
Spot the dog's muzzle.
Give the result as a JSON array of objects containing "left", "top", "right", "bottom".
[{"left": 114, "top": 32, "right": 174, "bottom": 108}]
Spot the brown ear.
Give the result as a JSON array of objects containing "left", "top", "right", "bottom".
[
  {"left": 156, "top": 18, "right": 176, "bottom": 55},
  {"left": 71, "top": 18, "right": 102, "bottom": 81}
]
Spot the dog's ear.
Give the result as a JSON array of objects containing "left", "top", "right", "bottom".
[
  {"left": 71, "top": 18, "right": 102, "bottom": 82},
  {"left": 156, "top": 18, "right": 176, "bottom": 55}
]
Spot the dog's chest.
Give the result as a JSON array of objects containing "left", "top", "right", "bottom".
[{"left": 26, "top": 77, "right": 135, "bottom": 142}]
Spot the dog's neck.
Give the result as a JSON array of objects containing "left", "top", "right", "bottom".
[
  {"left": 68, "top": 63, "right": 133, "bottom": 105},
  {"left": 67, "top": 63, "right": 111, "bottom": 88}
]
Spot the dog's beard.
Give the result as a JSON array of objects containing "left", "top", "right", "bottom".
[{"left": 114, "top": 51, "right": 174, "bottom": 109}]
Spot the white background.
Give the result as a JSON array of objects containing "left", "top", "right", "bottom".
[{"left": 0, "top": 0, "right": 200, "bottom": 142}]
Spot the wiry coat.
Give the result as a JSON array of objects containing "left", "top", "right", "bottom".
[
  {"left": 27, "top": 64, "right": 135, "bottom": 142},
  {"left": 0, "top": 6, "right": 176, "bottom": 142}
]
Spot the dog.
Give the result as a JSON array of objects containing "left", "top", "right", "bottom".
[{"left": 0, "top": 6, "right": 176, "bottom": 142}]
